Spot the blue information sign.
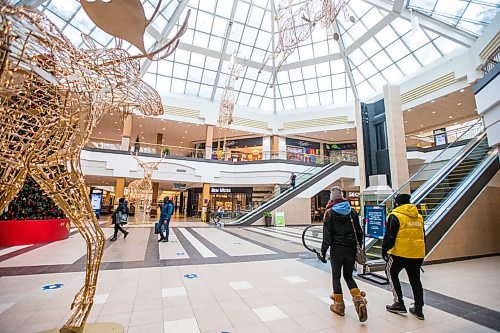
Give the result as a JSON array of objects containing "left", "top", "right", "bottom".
[{"left": 364, "top": 205, "right": 386, "bottom": 240}]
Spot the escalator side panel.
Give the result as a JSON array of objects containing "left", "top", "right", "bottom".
[{"left": 425, "top": 158, "right": 499, "bottom": 253}]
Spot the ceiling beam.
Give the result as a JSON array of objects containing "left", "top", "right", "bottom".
[
  {"left": 271, "top": 0, "right": 277, "bottom": 115},
  {"left": 334, "top": 23, "right": 359, "bottom": 101},
  {"left": 210, "top": 0, "right": 239, "bottom": 102},
  {"left": 392, "top": 0, "right": 407, "bottom": 14},
  {"left": 345, "top": 13, "right": 396, "bottom": 54},
  {"left": 15, "top": 0, "right": 48, "bottom": 6},
  {"left": 140, "top": 0, "right": 190, "bottom": 77},
  {"left": 364, "top": 0, "right": 476, "bottom": 47}
]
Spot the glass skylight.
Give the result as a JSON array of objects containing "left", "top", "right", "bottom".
[{"left": 18, "top": 0, "right": 493, "bottom": 111}]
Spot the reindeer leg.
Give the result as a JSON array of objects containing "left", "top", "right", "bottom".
[{"left": 31, "top": 161, "right": 105, "bottom": 333}]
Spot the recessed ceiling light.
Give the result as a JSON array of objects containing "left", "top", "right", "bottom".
[
  {"left": 117, "top": 128, "right": 121, "bottom": 131},
  {"left": 140, "top": 131, "right": 144, "bottom": 133},
  {"left": 114, "top": 121, "right": 117, "bottom": 124},
  {"left": 457, "top": 103, "right": 462, "bottom": 106},
  {"left": 408, "top": 109, "right": 412, "bottom": 112},
  {"left": 184, "top": 131, "right": 188, "bottom": 133},
  {"left": 98, "top": 131, "right": 101, "bottom": 134},
  {"left": 180, "top": 141, "right": 183, "bottom": 144},
  {"left": 420, "top": 125, "right": 424, "bottom": 127},
  {"left": 460, "top": 89, "right": 464, "bottom": 92},
  {"left": 162, "top": 128, "right": 165, "bottom": 130},
  {"left": 431, "top": 100, "right": 435, "bottom": 103},
  {"left": 139, "top": 124, "right": 142, "bottom": 127},
  {"left": 454, "top": 122, "right": 458, "bottom": 125},
  {"left": 110, "top": 113, "right": 114, "bottom": 116},
  {"left": 404, "top": 120, "right": 408, "bottom": 123},
  {"left": 448, "top": 116, "right": 453, "bottom": 119},
  {"left": 432, "top": 111, "right": 436, "bottom": 114},
  {"left": 182, "top": 136, "right": 185, "bottom": 139}
]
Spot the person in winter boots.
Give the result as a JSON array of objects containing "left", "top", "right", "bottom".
[
  {"left": 320, "top": 186, "right": 368, "bottom": 322},
  {"left": 382, "top": 193, "right": 426, "bottom": 320},
  {"left": 110, "top": 198, "right": 129, "bottom": 241}
]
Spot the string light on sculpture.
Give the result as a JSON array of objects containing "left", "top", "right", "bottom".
[
  {"left": 216, "top": 53, "right": 246, "bottom": 157},
  {"left": 261, "top": 0, "right": 355, "bottom": 84},
  {"left": 0, "top": 2, "right": 189, "bottom": 332},
  {"left": 127, "top": 152, "right": 164, "bottom": 224}
]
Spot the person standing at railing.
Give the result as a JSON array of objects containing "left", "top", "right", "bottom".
[
  {"left": 320, "top": 186, "right": 368, "bottom": 322},
  {"left": 290, "top": 172, "right": 296, "bottom": 189},
  {"left": 134, "top": 135, "right": 141, "bottom": 154},
  {"left": 382, "top": 193, "right": 426, "bottom": 320}
]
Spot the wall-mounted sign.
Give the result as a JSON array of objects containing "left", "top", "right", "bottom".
[
  {"left": 433, "top": 128, "right": 448, "bottom": 146},
  {"left": 364, "top": 205, "right": 386, "bottom": 240},
  {"left": 206, "top": 187, "right": 253, "bottom": 194},
  {"left": 348, "top": 192, "right": 360, "bottom": 198},
  {"left": 325, "top": 142, "right": 357, "bottom": 151},
  {"left": 90, "top": 193, "right": 102, "bottom": 218}
]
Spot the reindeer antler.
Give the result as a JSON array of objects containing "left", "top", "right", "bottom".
[
  {"left": 130, "top": 151, "right": 149, "bottom": 171},
  {"left": 151, "top": 151, "right": 165, "bottom": 169}
]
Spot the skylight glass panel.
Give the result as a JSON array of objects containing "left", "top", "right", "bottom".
[
  {"left": 371, "top": 51, "right": 393, "bottom": 70},
  {"left": 185, "top": 81, "right": 201, "bottom": 96},
  {"left": 304, "top": 79, "right": 319, "bottom": 94},
  {"left": 397, "top": 54, "right": 421, "bottom": 76},
  {"left": 360, "top": 38, "right": 381, "bottom": 57},
  {"left": 332, "top": 73, "right": 347, "bottom": 89},
  {"left": 295, "top": 95, "right": 307, "bottom": 109},
  {"left": 414, "top": 43, "right": 441, "bottom": 65},
  {"left": 47, "top": 0, "right": 79, "bottom": 21},
  {"left": 381, "top": 64, "right": 404, "bottom": 83},
  {"left": 433, "top": 37, "right": 463, "bottom": 55},
  {"left": 201, "top": 70, "right": 217, "bottom": 85},
  {"left": 368, "top": 73, "right": 387, "bottom": 91},
  {"left": 156, "top": 76, "right": 172, "bottom": 95},
  {"left": 319, "top": 91, "right": 333, "bottom": 105},
  {"left": 199, "top": 84, "right": 213, "bottom": 99},
  {"left": 385, "top": 39, "right": 410, "bottom": 61},
  {"left": 281, "top": 97, "right": 295, "bottom": 110},
  {"left": 333, "top": 89, "right": 347, "bottom": 104},
  {"left": 279, "top": 83, "right": 293, "bottom": 97},
  {"left": 237, "top": 92, "right": 251, "bottom": 106},
  {"left": 216, "top": 0, "right": 233, "bottom": 18},
  {"left": 358, "top": 61, "right": 377, "bottom": 78},
  {"left": 402, "top": 31, "right": 431, "bottom": 50},
  {"left": 408, "top": 0, "right": 499, "bottom": 36},
  {"left": 249, "top": 95, "right": 262, "bottom": 108},
  {"left": 375, "top": 26, "right": 399, "bottom": 47},
  {"left": 157, "top": 61, "right": 173, "bottom": 76},
  {"left": 357, "top": 81, "right": 375, "bottom": 99},
  {"left": 292, "top": 81, "right": 306, "bottom": 95}
]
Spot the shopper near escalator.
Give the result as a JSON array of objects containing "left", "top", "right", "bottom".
[
  {"left": 382, "top": 193, "right": 426, "bottom": 320},
  {"left": 320, "top": 186, "right": 368, "bottom": 322}
]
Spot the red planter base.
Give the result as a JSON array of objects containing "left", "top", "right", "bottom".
[{"left": 0, "top": 218, "right": 70, "bottom": 247}]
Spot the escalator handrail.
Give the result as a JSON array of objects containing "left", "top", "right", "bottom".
[
  {"left": 422, "top": 147, "right": 498, "bottom": 232},
  {"left": 380, "top": 118, "right": 485, "bottom": 206},
  {"left": 410, "top": 131, "right": 487, "bottom": 205},
  {"left": 225, "top": 160, "right": 354, "bottom": 225}
]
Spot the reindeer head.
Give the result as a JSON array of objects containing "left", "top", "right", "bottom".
[{"left": 131, "top": 152, "right": 164, "bottom": 180}]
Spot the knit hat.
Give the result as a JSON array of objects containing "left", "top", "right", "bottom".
[
  {"left": 330, "top": 186, "right": 343, "bottom": 201},
  {"left": 395, "top": 193, "right": 411, "bottom": 205},
  {"left": 118, "top": 198, "right": 125, "bottom": 204}
]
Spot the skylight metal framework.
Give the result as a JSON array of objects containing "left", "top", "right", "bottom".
[{"left": 20, "top": 0, "right": 499, "bottom": 112}]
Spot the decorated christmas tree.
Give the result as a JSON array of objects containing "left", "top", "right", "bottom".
[{"left": 0, "top": 177, "right": 65, "bottom": 220}]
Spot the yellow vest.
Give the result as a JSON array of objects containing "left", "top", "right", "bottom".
[{"left": 388, "top": 204, "right": 425, "bottom": 259}]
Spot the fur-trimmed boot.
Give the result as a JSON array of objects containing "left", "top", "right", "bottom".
[
  {"left": 329, "top": 293, "right": 345, "bottom": 316},
  {"left": 350, "top": 288, "right": 368, "bottom": 322}
]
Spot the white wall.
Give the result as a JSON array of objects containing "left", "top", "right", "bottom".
[{"left": 475, "top": 73, "right": 500, "bottom": 147}]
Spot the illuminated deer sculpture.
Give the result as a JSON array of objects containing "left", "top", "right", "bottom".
[
  {"left": 0, "top": 2, "right": 189, "bottom": 332},
  {"left": 127, "top": 152, "right": 164, "bottom": 223}
]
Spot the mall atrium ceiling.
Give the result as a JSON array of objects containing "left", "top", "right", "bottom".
[{"left": 12, "top": 0, "right": 500, "bottom": 111}]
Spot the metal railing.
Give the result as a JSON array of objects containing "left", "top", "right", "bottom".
[
  {"left": 405, "top": 121, "right": 483, "bottom": 149},
  {"left": 85, "top": 137, "right": 358, "bottom": 165},
  {"left": 381, "top": 117, "right": 485, "bottom": 206},
  {"left": 480, "top": 45, "right": 500, "bottom": 75}
]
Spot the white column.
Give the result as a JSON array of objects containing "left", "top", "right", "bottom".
[
  {"left": 384, "top": 84, "right": 410, "bottom": 193},
  {"left": 262, "top": 136, "right": 271, "bottom": 160},
  {"left": 354, "top": 101, "right": 366, "bottom": 191}
]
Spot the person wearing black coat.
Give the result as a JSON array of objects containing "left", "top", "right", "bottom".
[
  {"left": 320, "top": 186, "right": 368, "bottom": 322},
  {"left": 110, "top": 198, "right": 129, "bottom": 241}
]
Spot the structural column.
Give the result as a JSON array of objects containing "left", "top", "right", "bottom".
[
  {"left": 114, "top": 177, "right": 125, "bottom": 207},
  {"left": 201, "top": 183, "right": 211, "bottom": 222},
  {"left": 156, "top": 133, "right": 163, "bottom": 155},
  {"left": 271, "top": 135, "right": 280, "bottom": 159},
  {"left": 120, "top": 113, "right": 133, "bottom": 151},
  {"left": 150, "top": 182, "right": 159, "bottom": 218},
  {"left": 383, "top": 84, "right": 410, "bottom": 193},
  {"left": 354, "top": 101, "right": 367, "bottom": 191},
  {"left": 205, "top": 125, "right": 214, "bottom": 159},
  {"left": 262, "top": 136, "right": 271, "bottom": 160}
]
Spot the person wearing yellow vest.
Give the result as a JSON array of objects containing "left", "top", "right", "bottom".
[{"left": 382, "top": 193, "right": 426, "bottom": 320}]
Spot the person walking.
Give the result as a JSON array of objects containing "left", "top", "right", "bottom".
[
  {"left": 383, "top": 193, "right": 426, "bottom": 320},
  {"left": 320, "top": 186, "right": 368, "bottom": 322},
  {"left": 290, "top": 172, "right": 296, "bottom": 189},
  {"left": 158, "top": 196, "right": 174, "bottom": 243},
  {"left": 133, "top": 135, "right": 140, "bottom": 154},
  {"left": 110, "top": 198, "right": 129, "bottom": 241}
]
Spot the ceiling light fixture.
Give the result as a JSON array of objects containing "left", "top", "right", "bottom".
[
  {"left": 448, "top": 116, "right": 453, "bottom": 119},
  {"left": 460, "top": 89, "right": 465, "bottom": 92},
  {"left": 432, "top": 111, "right": 436, "bottom": 114},
  {"left": 457, "top": 103, "right": 462, "bottom": 106},
  {"left": 431, "top": 100, "right": 435, "bottom": 103}
]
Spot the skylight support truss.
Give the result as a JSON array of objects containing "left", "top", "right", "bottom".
[
  {"left": 271, "top": 0, "right": 277, "bottom": 115},
  {"left": 210, "top": 0, "right": 239, "bottom": 102},
  {"left": 364, "top": 0, "right": 476, "bottom": 46},
  {"left": 334, "top": 22, "right": 358, "bottom": 100},
  {"left": 140, "top": 0, "right": 190, "bottom": 77}
]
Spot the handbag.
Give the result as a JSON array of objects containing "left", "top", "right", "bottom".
[
  {"left": 117, "top": 211, "right": 128, "bottom": 225},
  {"left": 154, "top": 222, "right": 159, "bottom": 234},
  {"left": 349, "top": 212, "right": 367, "bottom": 265}
]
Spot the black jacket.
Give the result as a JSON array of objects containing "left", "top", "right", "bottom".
[
  {"left": 321, "top": 208, "right": 363, "bottom": 257},
  {"left": 381, "top": 214, "right": 400, "bottom": 257}
]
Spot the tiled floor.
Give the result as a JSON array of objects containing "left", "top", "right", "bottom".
[{"left": 0, "top": 224, "right": 499, "bottom": 333}]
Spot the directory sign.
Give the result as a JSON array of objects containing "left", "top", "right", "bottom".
[
  {"left": 364, "top": 205, "right": 386, "bottom": 240},
  {"left": 275, "top": 211, "right": 285, "bottom": 227},
  {"left": 90, "top": 193, "right": 102, "bottom": 218}
]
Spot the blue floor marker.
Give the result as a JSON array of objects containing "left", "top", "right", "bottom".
[
  {"left": 42, "top": 283, "right": 63, "bottom": 291},
  {"left": 184, "top": 274, "right": 198, "bottom": 279}
]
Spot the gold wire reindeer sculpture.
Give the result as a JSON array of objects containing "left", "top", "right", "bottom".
[
  {"left": 261, "top": 0, "right": 354, "bottom": 84},
  {"left": 0, "top": 2, "right": 189, "bottom": 332},
  {"left": 127, "top": 152, "right": 164, "bottom": 223},
  {"left": 216, "top": 54, "right": 245, "bottom": 155}
]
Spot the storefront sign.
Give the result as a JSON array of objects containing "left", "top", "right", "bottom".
[
  {"left": 364, "top": 205, "right": 386, "bottom": 240},
  {"left": 173, "top": 183, "right": 187, "bottom": 190},
  {"left": 348, "top": 192, "right": 359, "bottom": 198},
  {"left": 211, "top": 187, "right": 232, "bottom": 193},
  {"left": 286, "top": 138, "right": 320, "bottom": 149},
  {"left": 325, "top": 142, "right": 357, "bottom": 151}
]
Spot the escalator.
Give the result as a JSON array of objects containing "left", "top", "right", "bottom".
[
  {"left": 224, "top": 157, "right": 357, "bottom": 226},
  {"left": 302, "top": 124, "right": 499, "bottom": 265}
]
